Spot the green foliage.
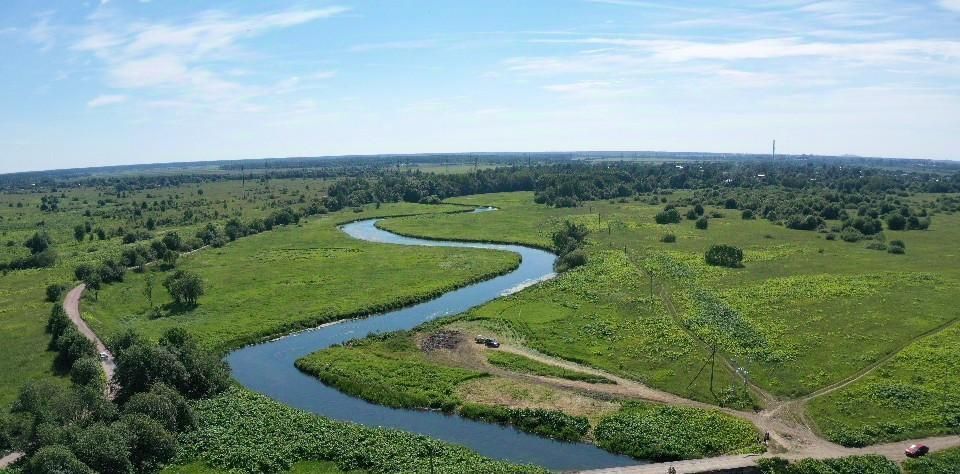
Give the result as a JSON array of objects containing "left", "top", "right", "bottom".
[
  {"left": 52, "top": 326, "right": 97, "bottom": 371},
  {"left": 44, "top": 283, "right": 69, "bottom": 303},
  {"left": 695, "top": 216, "right": 709, "bottom": 230},
  {"left": 660, "top": 233, "right": 676, "bottom": 243},
  {"left": 757, "top": 455, "right": 899, "bottom": 474},
  {"left": 115, "top": 328, "right": 230, "bottom": 401},
  {"left": 459, "top": 403, "right": 590, "bottom": 442},
  {"left": 177, "top": 387, "right": 546, "bottom": 474},
  {"left": 295, "top": 333, "right": 485, "bottom": 411},
  {"left": 487, "top": 351, "right": 614, "bottom": 384},
  {"left": 594, "top": 402, "right": 761, "bottom": 461},
  {"left": 655, "top": 208, "right": 681, "bottom": 224},
  {"left": 123, "top": 383, "right": 196, "bottom": 433},
  {"left": 121, "top": 414, "right": 178, "bottom": 473},
  {"left": 26, "top": 445, "right": 95, "bottom": 474},
  {"left": 163, "top": 270, "right": 205, "bottom": 307},
  {"left": 24, "top": 232, "right": 53, "bottom": 255},
  {"left": 552, "top": 220, "right": 589, "bottom": 272},
  {"left": 704, "top": 244, "right": 743, "bottom": 268},
  {"left": 69, "top": 357, "right": 105, "bottom": 390},
  {"left": 71, "top": 422, "right": 133, "bottom": 474},
  {"left": 809, "top": 323, "right": 960, "bottom": 446}
]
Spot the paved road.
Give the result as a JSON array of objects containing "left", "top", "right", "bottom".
[{"left": 63, "top": 283, "right": 116, "bottom": 396}]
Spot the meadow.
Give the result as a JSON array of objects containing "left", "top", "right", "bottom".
[
  {"left": 377, "top": 191, "right": 960, "bottom": 441},
  {"left": 0, "top": 178, "right": 325, "bottom": 406},
  {"left": 81, "top": 202, "right": 519, "bottom": 351}
]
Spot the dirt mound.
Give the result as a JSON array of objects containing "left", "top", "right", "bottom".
[{"left": 421, "top": 330, "right": 463, "bottom": 352}]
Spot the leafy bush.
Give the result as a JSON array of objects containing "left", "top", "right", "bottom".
[
  {"left": 460, "top": 403, "right": 590, "bottom": 442},
  {"left": 741, "top": 209, "right": 754, "bottom": 219},
  {"left": 26, "top": 445, "right": 95, "bottom": 474},
  {"left": 594, "top": 403, "right": 761, "bottom": 461},
  {"left": 704, "top": 244, "right": 743, "bottom": 268},
  {"left": 655, "top": 208, "right": 682, "bottom": 224},
  {"left": 840, "top": 227, "right": 864, "bottom": 242},
  {"left": 660, "top": 233, "right": 676, "bottom": 243},
  {"left": 163, "top": 270, "right": 205, "bottom": 306},
  {"left": 695, "top": 216, "right": 709, "bottom": 229},
  {"left": 758, "top": 455, "right": 899, "bottom": 474},
  {"left": 45, "top": 284, "right": 69, "bottom": 303},
  {"left": 552, "top": 221, "right": 589, "bottom": 272}
]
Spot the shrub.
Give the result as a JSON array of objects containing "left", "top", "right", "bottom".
[
  {"left": 69, "top": 357, "right": 104, "bottom": 390},
  {"left": 660, "top": 233, "right": 676, "bottom": 243},
  {"left": 705, "top": 244, "right": 743, "bottom": 268},
  {"left": 840, "top": 227, "right": 864, "bottom": 242},
  {"left": 655, "top": 208, "right": 681, "bottom": 224},
  {"left": 45, "top": 284, "right": 69, "bottom": 302},
  {"left": 459, "top": 404, "right": 589, "bottom": 442},
  {"left": 758, "top": 455, "right": 899, "bottom": 474},
  {"left": 865, "top": 242, "right": 887, "bottom": 251},
  {"left": 556, "top": 249, "right": 587, "bottom": 272},
  {"left": 888, "top": 244, "right": 905, "bottom": 254},
  {"left": 695, "top": 216, "right": 709, "bottom": 230},
  {"left": 825, "top": 233, "right": 837, "bottom": 240},
  {"left": 686, "top": 209, "right": 698, "bottom": 220},
  {"left": 25, "top": 445, "right": 94, "bottom": 474}
]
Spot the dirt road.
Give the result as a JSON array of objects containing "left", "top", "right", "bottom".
[
  {"left": 63, "top": 283, "right": 116, "bottom": 396},
  {"left": 0, "top": 451, "right": 24, "bottom": 469}
]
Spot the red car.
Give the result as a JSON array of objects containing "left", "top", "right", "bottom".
[{"left": 905, "top": 444, "right": 929, "bottom": 458}]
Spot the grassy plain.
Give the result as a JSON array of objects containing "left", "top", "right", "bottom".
[
  {"left": 82, "top": 202, "right": 519, "bottom": 351},
  {"left": 0, "top": 178, "right": 327, "bottom": 406},
  {"left": 376, "top": 191, "right": 960, "bottom": 440},
  {"left": 486, "top": 352, "right": 614, "bottom": 384}
]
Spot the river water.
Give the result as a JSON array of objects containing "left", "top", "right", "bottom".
[{"left": 226, "top": 215, "right": 639, "bottom": 471}]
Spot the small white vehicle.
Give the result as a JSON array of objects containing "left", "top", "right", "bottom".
[{"left": 99, "top": 352, "right": 109, "bottom": 361}]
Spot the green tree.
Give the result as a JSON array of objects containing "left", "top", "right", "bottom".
[
  {"left": 695, "top": 216, "right": 709, "bottom": 230},
  {"left": 71, "top": 423, "right": 132, "bottom": 474},
  {"left": 144, "top": 273, "right": 155, "bottom": 308},
  {"left": 123, "top": 383, "right": 195, "bottom": 432},
  {"left": 73, "top": 225, "right": 86, "bottom": 242},
  {"left": 886, "top": 213, "right": 907, "bottom": 231},
  {"left": 25, "top": 445, "right": 94, "bottom": 474},
  {"left": 70, "top": 357, "right": 105, "bottom": 390},
  {"left": 163, "top": 270, "right": 204, "bottom": 306},
  {"left": 705, "top": 244, "right": 743, "bottom": 268},
  {"left": 53, "top": 328, "right": 96, "bottom": 370},
  {"left": 655, "top": 208, "right": 681, "bottom": 224},
  {"left": 120, "top": 414, "right": 177, "bottom": 473},
  {"left": 24, "top": 232, "right": 53, "bottom": 255}
]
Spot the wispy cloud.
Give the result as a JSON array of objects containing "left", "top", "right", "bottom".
[
  {"left": 87, "top": 94, "right": 127, "bottom": 107},
  {"left": 72, "top": 7, "right": 347, "bottom": 107},
  {"left": 349, "top": 39, "right": 436, "bottom": 52},
  {"left": 27, "top": 12, "right": 56, "bottom": 51},
  {"left": 941, "top": 0, "right": 960, "bottom": 13}
]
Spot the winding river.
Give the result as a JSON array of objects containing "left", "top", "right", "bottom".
[{"left": 227, "top": 213, "right": 639, "bottom": 471}]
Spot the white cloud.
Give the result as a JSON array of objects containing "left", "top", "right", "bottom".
[
  {"left": 71, "top": 7, "right": 348, "bottom": 108},
  {"left": 941, "top": 0, "right": 960, "bottom": 13},
  {"left": 87, "top": 94, "right": 127, "bottom": 107},
  {"left": 528, "top": 37, "right": 960, "bottom": 65},
  {"left": 27, "top": 12, "right": 56, "bottom": 51},
  {"left": 349, "top": 39, "right": 436, "bottom": 52}
]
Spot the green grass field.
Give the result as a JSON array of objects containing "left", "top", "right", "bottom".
[
  {"left": 377, "top": 191, "right": 960, "bottom": 440},
  {"left": 486, "top": 352, "right": 614, "bottom": 384},
  {"left": 162, "top": 460, "right": 364, "bottom": 474},
  {"left": 82, "top": 202, "right": 519, "bottom": 351},
  {"left": 0, "top": 178, "right": 333, "bottom": 406},
  {"left": 296, "top": 331, "right": 488, "bottom": 410}
]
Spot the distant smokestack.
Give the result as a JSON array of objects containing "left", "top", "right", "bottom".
[{"left": 772, "top": 140, "right": 776, "bottom": 160}]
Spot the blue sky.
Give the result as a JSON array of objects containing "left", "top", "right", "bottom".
[{"left": 1, "top": 0, "right": 959, "bottom": 173}]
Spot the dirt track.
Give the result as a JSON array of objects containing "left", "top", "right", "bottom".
[{"left": 63, "top": 284, "right": 116, "bottom": 397}]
